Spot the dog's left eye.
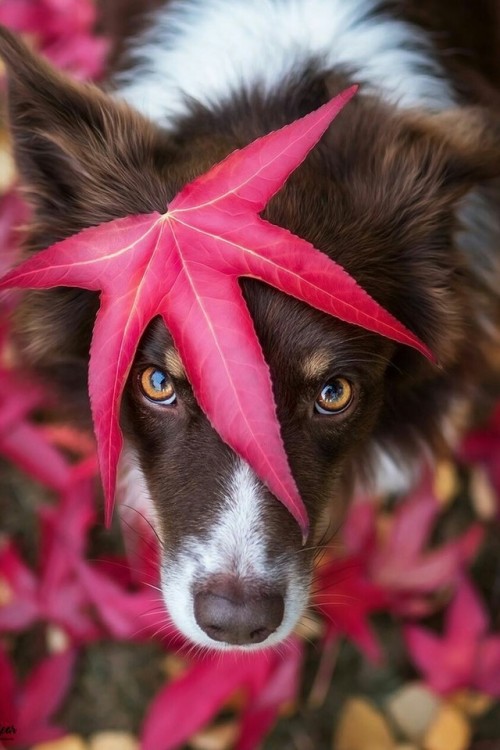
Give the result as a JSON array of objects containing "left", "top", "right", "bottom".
[
  {"left": 139, "top": 366, "right": 176, "bottom": 405},
  {"left": 315, "top": 377, "right": 353, "bottom": 414}
]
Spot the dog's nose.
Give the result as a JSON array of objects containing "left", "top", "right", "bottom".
[{"left": 193, "top": 575, "right": 284, "bottom": 645}]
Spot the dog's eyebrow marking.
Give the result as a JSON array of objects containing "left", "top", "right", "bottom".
[
  {"left": 165, "top": 346, "right": 186, "bottom": 379},
  {"left": 301, "top": 351, "right": 333, "bottom": 381}
]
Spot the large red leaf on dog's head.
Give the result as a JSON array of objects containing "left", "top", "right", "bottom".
[{"left": 0, "top": 87, "right": 434, "bottom": 538}]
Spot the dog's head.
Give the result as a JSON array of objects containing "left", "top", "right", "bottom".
[{"left": 1, "top": 27, "right": 500, "bottom": 650}]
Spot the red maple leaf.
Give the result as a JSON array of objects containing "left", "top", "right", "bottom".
[
  {"left": 341, "top": 487, "right": 483, "bottom": 618},
  {"left": 460, "top": 404, "right": 500, "bottom": 515},
  {"left": 0, "top": 480, "right": 101, "bottom": 641},
  {"left": 141, "top": 637, "right": 302, "bottom": 750},
  {"left": 314, "top": 555, "right": 387, "bottom": 662},
  {"left": 0, "top": 643, "right": 76, "bottom": 747},
  {"left": 0, "top": 0, "right": 108, "bottom": 79},
  {"left": 0, "top": 87, "right": 433, "bottom": 536},
  {"left": 369, "top": 484, "right": 483, "bottom": 614},
  {"left": 405, "top": 577, "right": 500, "bottom": 696}
]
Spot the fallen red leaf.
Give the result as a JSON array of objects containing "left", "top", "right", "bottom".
[
  {"left": 141, "top": 638, "right": 302, "bottom": 750},
  {"left": 314, "top": 555, "right": 387, "bottom": 661},
  {"left": 405, "top": 577, "right": 500, "bottom": 696},
  {"left": 0, "top": 479, "right": 101, "bottom": 641},
  {"left": 0, "top": 366, "right": 73, "bottom": 490},
  {"left": 237, "top": 638, "right": 302, "bottom": 749},
  {"left": 73, "top": 554, "right": 175, "bottom": 643},
  {"left": 0, "top": 86, "right": 434, "bottom": 537},
  {"left": 341, "top": 484, "right": 483, "bottom": 617},
  {"left": 0, "top": 0, "right": 108, "bottom": 78},
  {"left": 0, "top": 644, "right": 76, "bottom": 747},
  {"left": 370, "top": 486, "right": 483, "bottom": 614},
  {"left": 460, "top": 404, "right": 500, "bottom": 516}
]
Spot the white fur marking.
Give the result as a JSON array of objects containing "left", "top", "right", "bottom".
[
  {"left": 369, "top": 445, "right": 418, "bottom": 495},
  {"left": 117, "top": 444, "right": 157, "bottom": 524},
  {"left": 162, "top": 459, "right": 309, "bottom": 650},
  {"left": 115, "top": 0, "right": 455, "bottom": 125}
]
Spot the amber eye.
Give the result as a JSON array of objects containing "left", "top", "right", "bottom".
[
  {"left": 139, "top": 366, "right": 176, "bottom": 405},
  {"left": 315, "top": 377, "right": 353, "bottom": 414}
]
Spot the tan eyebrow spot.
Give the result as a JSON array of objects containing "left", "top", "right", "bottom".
[
  {"left": 301, "top": 351, "right": 332, "bottom": 381},
  {"left": 165, "top": 347, "right": 186, "bottom": 380}
]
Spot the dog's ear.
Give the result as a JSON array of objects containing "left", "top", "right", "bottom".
[
  {"left": 398, "top": 105, "right": 500, "bottom": 359},
  {"left": 318, "top": 99, "right": 500, "bottom": 374},
  {"left": 404, "top": 106, "right": 500, "bottom": 190},
  {"left": 0, "top": 26, "right": 174, "bottom": 244},
  {"left": 359, "top": 107, "right": 500, "bottom": 467},
  {"left": 0, "top": 26, "right": 179, "bottom": 399}
]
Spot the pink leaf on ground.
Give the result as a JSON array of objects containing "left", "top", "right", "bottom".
[
  {"left": 0, "top": 646, "right": 76, "bottom": 748},
  {"left": 314, "top": 555, "right": 387, "bottom": 662},
  {"left": 0, "top": 0, "right": 108, "bottom": 78},
  {"left": 0, "top": 542, "right": 39, "bottom": 631},
  {"left": 405, "top": 577, "right": 500, "bottom": 697},
  {"left": 0, "top": 644, "right": 17, "bottom": 723},
  {"left": 142, "top": 642, "right": 301, "bottom": 750},
  {"left": 17, "top": 648, "right": 77, "bottom": 743},
  {"left": 237, "top": 638, "right": 302, "bottom": 750},
  {"left": 370, "top": 486, "right": 483, "bottom": 607},
  {"left": 460, "top": 404, "right": 500, "bottom": 516}
]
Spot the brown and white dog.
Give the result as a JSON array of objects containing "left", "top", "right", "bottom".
[{"left": 1, "top": 0, "right": 500, "bottom": 651}]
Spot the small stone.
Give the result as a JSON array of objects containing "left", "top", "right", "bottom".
[
  {"left": 46, "top": 625, "right": 70, "bottom": 653},
  {"left": 89, "top": 731, "right": 139, "bottom": 750},
  {"left": 190, "top": 721, "right": 239, "bottom": 750},
  {"left": 386, "top": 682, "right": 441, "bottom": 742},
  {"left": 33, "top": 736, "right": 88, "bottom": 750},
  {"left": 334, "top": 697, "right": 396, "bottom": 750},
  {"left": 423, "top": 704, "right": 471, "bottom": 750}
]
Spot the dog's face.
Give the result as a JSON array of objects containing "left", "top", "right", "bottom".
[
  {"left": 1, "top": 28, "right": 499, "bottom": 649},
  {"left": 120, "top": 291, "right": 392, "bottom": 648}
]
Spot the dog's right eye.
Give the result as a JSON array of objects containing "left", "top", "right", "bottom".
[
  {"left": 139, "top": 366, "right": 176, "bottom": 405},
  {"left": 315, "top": 377, "right": 353, "bottom": 414}
]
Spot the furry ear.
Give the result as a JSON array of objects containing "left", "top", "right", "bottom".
[
  {"left": 0, "top": 26, "right": 174, "bottom": 243},
  {"left": 0, "top": 26, "right": 180, "bottom": 402},
  {"left": 319, "top": 99, "right": 500, "bottom": 372},
  {"left": 403, "top": 106, "right": 500, "bottom": 189}
]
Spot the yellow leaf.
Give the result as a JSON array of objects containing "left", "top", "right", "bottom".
[
  {"left": 469, "top": 468, "right": 497, "bottom": 521},
  {"left": 450, "top": 690, "right": 494, "bottom": 718},
  {"left": 433, "top": 461, "right": 458, "bottom": 507},
  {"left": 423, "top": 704, "right": 471, "bottom": 750},
  {"left": 0, "top": 130, "right": 16, "bottom": 194},
  {"left": 33, "top": 736, "right": 88, "bottom": 750},
  {"left": 334, "top": 697, "right": 396, "bottom": 750},
  {"left": 89, "top": 732, "right": 138, "bottom": 750}
]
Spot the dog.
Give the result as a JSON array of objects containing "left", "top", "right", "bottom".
[{"left": 1, "top": 0, "right": 500, "bottom": 651}]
